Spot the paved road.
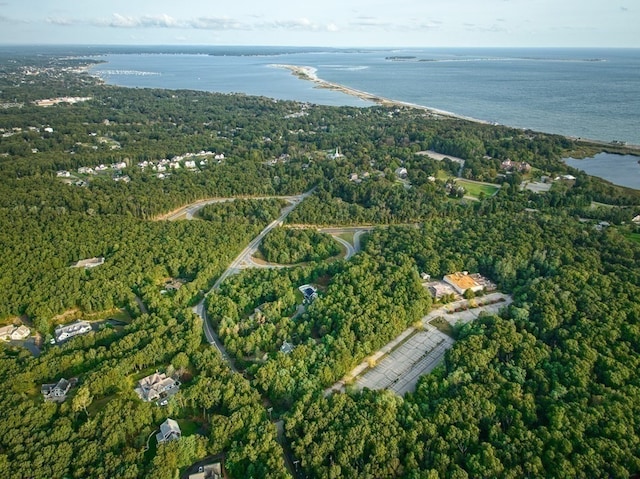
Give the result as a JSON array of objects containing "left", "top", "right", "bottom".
[
  {"left": 162, "top": 195, "right": 305, "bottom": 221},
  {"left": 191, "top": 188, "right": 315, "bottom": 369}
]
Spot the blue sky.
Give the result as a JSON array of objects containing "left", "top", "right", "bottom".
[{"left": 0, "top": 0, "right": 637, "bottom": 47}]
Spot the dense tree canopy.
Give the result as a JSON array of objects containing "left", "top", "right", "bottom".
[{"left": 1, "top": 51, "right": 640, "bottom": 479}]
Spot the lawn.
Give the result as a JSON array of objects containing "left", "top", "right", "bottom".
[
  {"left": 623, "top": 232, "right": 640, "bottom": 244},
  {"left": 337, "top": 231, "right": 355, "bottom": 245},
  {"left": 456, "top": 179, "right": 500, "bottom": 198}
]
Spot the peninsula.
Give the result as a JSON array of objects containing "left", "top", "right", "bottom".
[{"left": 271, "top": 63, "right": 487, "bottom": 124}]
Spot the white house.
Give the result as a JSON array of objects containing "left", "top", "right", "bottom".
[
  {"left": 395, "top": 167, "right": 408, "bottom": 178},
  {"left": 135, "top": 372, "right": 181, "bottom": 403},
  {"left": 41, "top": 378, "right": 76, "bottom": 402},
  {"left": 0, "top": 325, "right": 30, "bottom": 341},
  {"left": 54, "top": 321, "right": 92, "bottom": 342},
  {"left": 156, "top": 418, "right": 181, "bottom": 445}
]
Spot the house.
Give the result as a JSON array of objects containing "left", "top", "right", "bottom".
[
  {"left": 420, "top": 272, "right": 431, "bottom": 281},
  {"left": 298, "top": 284, "right": 318, "bottom": 303},
  {"left": 443, "top": 272, "right": 484, "bottom": 295},
  {"left": 189, "top": 462, "right": 223, "bottom": 479},
  {"left": 631, "top": 214, "right": 640, "bottom": 224},
  {"left": 184, "top": 160, "right": 197, "bottom": 169},
  {"left": 156, "top": 418, "right": 181, "bottom": 445},
  {"left": 329, "top": 148, "right": 343, "bottom": 159},
  {"left": 395, "top": 167, "right": 408, "bottom": 178},
  {"left": 54, "top": 320, "right": 92, "bottom": 342},
  {"left": 135, "top": 372, "right": 181, "bottom": 403},
  {"left": 56, "top": 170, "right": 71, "bottom": 178},
  {"left": 42, "top": 377, "right": 76, "bottom": 402},
  {"left": 0, "top": 325, "right": 30, "bottom": 341},
  {"left": 72, "top": 257, "right": 105, "bottom": 269},
  {"left": 280, "top": 341, "right": 295, "bottom": 354}
]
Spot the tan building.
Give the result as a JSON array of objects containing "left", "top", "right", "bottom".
[{"left": 443, "top": 272, "right": 484, "bottom": 295}]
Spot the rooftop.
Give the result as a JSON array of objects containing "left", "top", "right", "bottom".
[{"left": 444, "top": 272, "right": 479, "bottom": 291}]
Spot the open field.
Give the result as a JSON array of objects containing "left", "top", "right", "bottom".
[
  {"left": 456, "top": 179, "right": 500, "bottom": 197},
  {"left": 624, "top": 232, "right": 640, "bottom": 244}
]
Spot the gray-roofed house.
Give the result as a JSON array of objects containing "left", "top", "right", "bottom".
[
  {"left": 280, "top": 341, "right": 295, "bottom": 354},
  {"left": 41, "top": 377, "right": 76, "bottom": 402},
  {"left": 135, "top": 371, "right": 181, "bottom": 404},
  {"left": 156, "top": 418, "right": 181, "bottom": 445},
  {"left": 188, "top": 462, "right": 223, "bottom": 479},
  {"left": 54, "top": 320, "right": 92, "bottom": 342}
]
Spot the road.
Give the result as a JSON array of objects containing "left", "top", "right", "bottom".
[
  {"left": 318, "top": 226, "right": 373, "bottom": 260},
  {"left": 191, "top": 188, "right": 315, "bottom": 369},
  {"left": 161, "top": 194, "right": 307, "bottom": 222}
]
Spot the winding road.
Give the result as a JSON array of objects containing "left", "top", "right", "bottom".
[{"left": 190, "top": 189, "right": 315, "bottom": 369}]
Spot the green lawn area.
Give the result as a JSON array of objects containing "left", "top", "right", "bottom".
[
  {"left": 177, "top": 418, "right": 200, "bottom": 436},
  {"left": 436, "top": 169, "right": 451, "bottom": 181},
  {"left": 590, "top": 201, "right": 620, "bottom": 209},
  {"left": 337, "top": 231, "right": 355, "bottom": 245},
  {"left": 623, "top": 232, "right": 640, "bottom": 244},
  {"left": 456, "top": 179, "right": 500, "bottom": 198}
]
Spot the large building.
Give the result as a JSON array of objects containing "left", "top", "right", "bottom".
[
  {"left": 135, "top": 372, "right": 181, "bottom": 404},
  {"left": 443, "top": 272, "right": 485, "bottom": 295},
  {"left": 54, "top": 321, "right": 92, "bottom": 342}
]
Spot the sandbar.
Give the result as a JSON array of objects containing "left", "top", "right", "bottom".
[{"left": 270, "top": 63, "right": 487, "bottom": 124}]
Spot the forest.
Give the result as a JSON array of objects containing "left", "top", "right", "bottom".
[{"left": 0, "top": 50, "right": 639, "bottom": 478}]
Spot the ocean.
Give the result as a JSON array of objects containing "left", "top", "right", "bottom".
[{"left": 87, "top": 47, "right": 640, "bottom": 147}]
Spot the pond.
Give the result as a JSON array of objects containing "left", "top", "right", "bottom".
[{"left": 564, "top": 153, "right": 640, "bottom": 190}]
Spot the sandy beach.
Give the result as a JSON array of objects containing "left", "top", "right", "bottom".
[{"left": 271, "top": 63, "right": 488, "bottom": 124}]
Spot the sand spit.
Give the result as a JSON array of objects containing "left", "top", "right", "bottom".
[{"left": 271, "top": 63, "right": 488, "bottom": 124}]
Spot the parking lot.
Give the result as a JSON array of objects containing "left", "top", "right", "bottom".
[
  {"left": 350, "top": 293, "right": 512, "bottom": 395},
  {"left": 355, "top": 326, "right": 454, "bottom": 395}
]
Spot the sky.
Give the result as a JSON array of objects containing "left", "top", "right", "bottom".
[{"left": 0, "top": 0, "right": 637, "bottom": 48}]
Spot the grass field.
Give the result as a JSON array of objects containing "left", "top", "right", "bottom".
[
  {"left": 456, "top": 179, "right": 500, "bottom": 198},
  {"left": 623, "top": 232, "right": 640, "bottom": 244}
]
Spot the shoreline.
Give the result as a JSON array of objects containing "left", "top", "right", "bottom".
[
  {"left": 272, "top": 63, "right": 640, "bottom": 154},
  {"left": 270, "top": 64, "right": 489, "bottom": 124}
]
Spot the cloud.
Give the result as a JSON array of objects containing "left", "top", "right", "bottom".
[
  {"left": 346, "top": 15, "right": 441, "bottom": 31},
  {"left": 0, "top": 14, "right": 27, "bottom": 24},
  {"left": 47, "top": 17, "right": 81, "bottom": 26}
]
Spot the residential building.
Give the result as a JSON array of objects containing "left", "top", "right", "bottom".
[
  {"left": 42, "top": 378, "right": 76, "bottom": 402},
  {"left": 189, "top": 462, "right": 223, "bottom": 479},
  {"left": 395, "top": 167, "right": 408, "bottom": 178},
  {"left": 156, "top": 418, "right": 181, "bottom": 445},
  {"left": 280, "top": 341, "right": 295, "bottom": 354},
  {"left": 71, "top": 257, "right": 105, "bottom": 269},
  {"left": 298, "top": 284, "right": 318, "bottom": 302},
  {"left": 632, "top": 214, "right": 640, "bottom": 224},
  {"left": 54, "top": 321, "right": 92, "bottom": 342},
  {"left": 0, "top": 325, "right": 30, "bottom": 341},
  {"left": 135, "top": 372, "right": 181, "bottom": 403}
]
